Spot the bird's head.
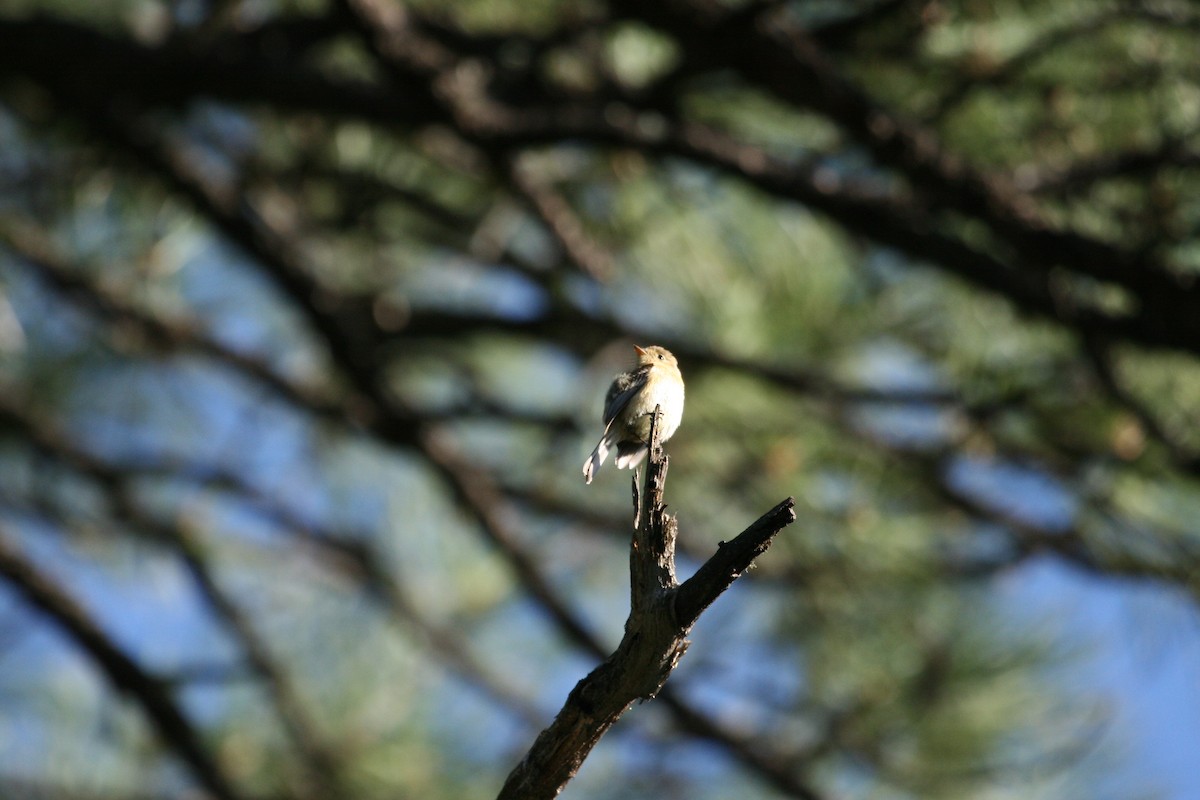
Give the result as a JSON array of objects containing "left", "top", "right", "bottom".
[{"left": 634, "top": 344, "right": 678, "bottom": 368}]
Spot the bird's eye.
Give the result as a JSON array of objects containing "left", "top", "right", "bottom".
[{"left": 657, "top": 354, "right": 664, "bottom": 360}]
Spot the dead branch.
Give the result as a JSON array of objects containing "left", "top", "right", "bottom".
[{"left": 496, "top": 409, "right": 797, "bottom": 799}]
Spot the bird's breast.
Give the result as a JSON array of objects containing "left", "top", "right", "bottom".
[{"left": 625, "top": 372, "right": 684, "bottom": 442}]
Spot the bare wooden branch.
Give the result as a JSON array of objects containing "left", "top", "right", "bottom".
[
  {"left": 674, "top": 496, "right": 798, "bottom": 628},
  {"left": 496, "top": 409, "right": 796, "bottom": 800}
]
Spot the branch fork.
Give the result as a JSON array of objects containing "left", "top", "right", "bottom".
[{"left": 497, "top": 407, "right": 796, "bottom": 799}]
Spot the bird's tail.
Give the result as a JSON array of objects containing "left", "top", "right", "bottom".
[
  {"left": 614, "top": 441, "right": 649, "bottom": 471},
  {"left": 583, "top": 436, "right": 612, "bottom": 484}
]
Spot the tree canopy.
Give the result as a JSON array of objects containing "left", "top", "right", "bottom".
[{"left": 1, "top": 1, "right": 1199, "bottom": 798}]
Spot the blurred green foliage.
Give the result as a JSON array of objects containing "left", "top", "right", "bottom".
[{"left": 1, "top": 1, "right": 1198, "bottom": 799}]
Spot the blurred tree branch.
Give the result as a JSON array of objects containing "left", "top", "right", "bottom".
[
  {"left": 0, "top": 527, "right": 246, "bottom": 800},
  {"left": 1, "top": 1, "right": 1198, "bottom": 798},
  {"left": 7, "top": 10, "right": 1200, "bottom": 358},
  {"left": 0, "top": 227, "right": 830, "bottom": 796},
  {"left": 0, "top": 399, "right": 343, "bottom": 797}
]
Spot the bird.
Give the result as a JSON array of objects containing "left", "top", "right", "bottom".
[{"left": 583, "top": 344, "right": 685, "bottom": 484}]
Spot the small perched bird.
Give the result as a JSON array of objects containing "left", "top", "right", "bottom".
[{"left": 583, "top": 345, "right": 685, "bottom": 484}]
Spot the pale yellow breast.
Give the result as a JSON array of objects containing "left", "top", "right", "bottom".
[{"left": 624, "top": 370, "right": 684, "bottom": 443}]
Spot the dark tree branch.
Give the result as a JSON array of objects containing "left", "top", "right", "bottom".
[
  {"left": 1, "top": 5, "right": 1196, "bottom": 799},
  {"left": 1080, "top": 335, "right": 1200, "bottom": 476},
  {"left": 172, "top": 533, "right": 345, "bottom": 798},
  {"left": 604, "top": 0, "right": 1200, "bottom": 324},
  {"left": 418, "top": 426, "right": 610, "bottom": 658},
  {"left": 0, "top": 217, "right": 344, "bottom": 422},
  {"left": 506, "top": 154, "right": 615, "bottom": 282},
  {"left": 1018, "top": 141, "right": 1200, "bottom": 195},
  {"left": 3, "top": 201, "right": 897, "bottom": 795},
  {"left": 11, "top": 14, "right": 1200, "bottom": 359},
  {"left": 0, "top": 16, "right": 431, "bottom": 126},
  {"left": 0, "top": 390, "right": 546, "bottom": 734},
  {"left": 496, "top": 409, "right": 797, "bottom": 799},
  {"left": 810, "top": 0, "right": 920, "bottom": 51},
  {"left": 0, "top": 400, "right": 343, "bottom": 796},
  {"left": 927, "top": 11, "right": 1125, "bottom": 121},
  {"left": 0, "top": 529, "right": 247, "bottom": 800},
  {"left": 85, "top": 108, "right": 386, "bottom": 399},
  {"left": 814, "top": 388, "right": 1200, "bottom": 600}
]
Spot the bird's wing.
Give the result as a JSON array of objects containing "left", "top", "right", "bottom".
[{"left": 601, "top": 367, "right": 649, "bottom": 427}]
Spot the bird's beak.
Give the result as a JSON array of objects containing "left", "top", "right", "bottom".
[{"left": 633, "top": 345, "right": 647, "bottom": 356}]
